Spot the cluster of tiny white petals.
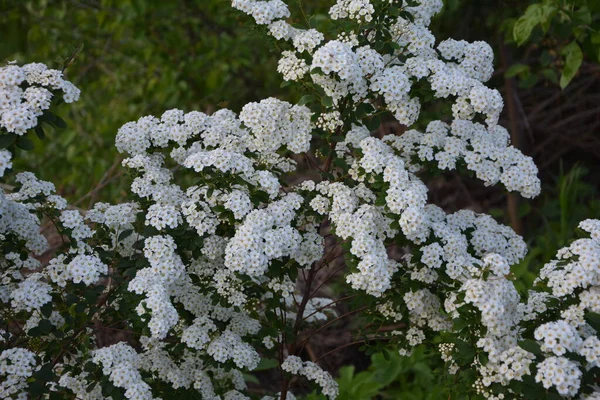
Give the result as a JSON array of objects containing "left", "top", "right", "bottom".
[
  {"left": 0, "top": 62, "right": 79, "bottom": 134},
  {"left": 518, "top": 291, "right": 552, "bottom": 321},
  {"left": 538, "top": 219, "right": 600, "bottom": 297},
  {"left": 316, "top": 111, "right": 343, "bottom": 132},
  {"left": 281, "top": 356, "right": 339, "bottom": 399},
  {"left": 240, "top": 97, "right": 312, "bottom": 153},
  {"left": 207, "top": 330, "right": 260, "bottom": 369},
  {"left": 87, "top": 201, "right": 140, "bottom": 231},
  {"left": 535, "top": 356, "right": 581, "bottom": 397},
  {"left": 534, "top": 320, "right": 582, "bottom": 356},
  {"left": 224, "top": 194, "right": 302, "bottom": 276},
  {"left": 0, "top": 149, "right": 12, "bottom": 177},
  {"left": 329, "top": 0, "right": 374, "bottom": 22},
  {"left": 0, "top": 348, "right": 37, "bottom": 399},
  {"left": 462, "top": 276, "right": 520, "bottom": 336},
  {"left": 128, "top": 235, "right": 186, "bottom": 338},
  {"left": 278, "top": 51, "right": 309, "bottom": 81},
  {"left": 10, "top": 171, "right": 56, "bottom": 201},
  {"left": 404, "top": 289, "right": 450, "bottom": 331},
  {"left": 231, "top": 0, "right": 290, "bottom": 25},
  {"left": 92, "top": 343, "right": 157, "bottom": 400},
  {"left": 293, "top": 29, "right": 325, "bottom": 53},
  {"left": 385, "top": 119, "right": 541, "bottom": 198},
  {"left": 370, "top": 67, "right": 420, "bottom": 126},
  {"left": 66, "top": 254, "right": 108, "bottom": 285},
  {"left": 10, "top": 274, "right": 52, "bottom": 312},
  {"left": 580, "top": 336, "right": 600, "bottom": 368},
  {"left": 476, "top": 343, "right": 534, "bottom": 387},
  {"left": 60, "top": 209, "right": 94, "bottom": 246}
]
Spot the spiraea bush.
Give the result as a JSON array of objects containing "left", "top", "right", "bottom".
[{"left": 1, "top": 1, "right": 599, "bottom": 399}]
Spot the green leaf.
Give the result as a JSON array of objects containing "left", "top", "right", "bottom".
[
  {"left": 518, "top": 339, "right": 542, "bottom": 355},
  {"left": 541, "top": 68, "right": 558, "bottom": 83},
  {"left": 40, "top": 302, "right": 53, "bottom": 319},
  {"left": 321, "top": 95, "right": 333, "bottom": 108},
  {"left": 38, "top": 319, "right": 53, "bottom": 335},
  {"left": 513, "top": 8, "right": 540, "bottom": 45},
  {"left": 365, "top": 115, "right": 380, "bottom": 131},
  {"left": 573, "top": 6, "right": 592, "bottom": 25},
  {"left": 513, "top": 4, "right": 555, "bottom": 45},
  {"left": 280, "top": 80, "right": 293, "bottom": 88},
  {"left": 243, "top": 373, "right": 259, "bottom": 384},
  {"left": 254, "top": 358, "right": 279, "bottom": 371},
  {"left": 585, "top": 312, "right": 600, "bottom": 332},
  {"left": 0, "top": 134, "right": 16, "bottom": 149},
  {"left": 454, "top": 340, "right": 476, "bottom": 363},
  {"left": 505, "top": 63, "right": 530, "bottom": 78},
  {"left": 53, "top": 115, "right": 67, "bottom": 129},
  {"left": 298, "top": 95, "right": 316, "bottom": 106},
  {"left": 33, "top": 363, "right": 55, "bottom": 382},
  {"left": 16, "top": 136, "right": 34, "bottom": 151},
  {"left": 560, "top": 41, "right": 583, "bottom": 89},
  {"left": 28, "top": 381, "right": 45, "bottom": 397},
  {"left": 592, "top": 33, "right": 600, "bottom": 63},
  {"left": 118, "top": 229, "right": 134, "bottom": 241},
  {"left": 34, "top": 125, "right": 46, "bottom": 139}
]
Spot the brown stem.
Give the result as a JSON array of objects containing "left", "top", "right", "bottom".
[
  {"left": 297, "top": 306, "right": 369, "bottom": 352},
  {"left": 322, "top": 125, "right": 343, "bottom": 173},
  {"left": 315, "top": 336, "right": 392, "bottom": 363},
  {"left": 279, "top": 261, "right": 319, "bottom": 400},
  {"left": 301, "top": 295, "right": 358, "bottom": 322},
  {"left": 499, "top": 37, "right": 524, "bottom": 235}
]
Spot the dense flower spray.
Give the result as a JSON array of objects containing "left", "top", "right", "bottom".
[{"left": 1, "top": 1, "right": 599, "bottom": 399}]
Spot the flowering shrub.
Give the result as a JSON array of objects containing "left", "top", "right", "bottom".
[{"left": 1, "top": 0, "right": 599, "bottom": 399}]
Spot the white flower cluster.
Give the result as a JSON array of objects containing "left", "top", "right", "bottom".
[
  {"left": 517, "top": 291, "right": 552, "bottom": 321},
  {"left": 292, "top": 29, "right": 325, "bottom": 53},
  {"left": 534, "top": 321, "right": 582, "bottom": 356},
  {"left": 0, "top": 62, "right": 79, "bottom": 134},
  {"left": 238, "top": 0, "right": 506, "bottom": 130},
  {"left": 370, "top": 66, "right": 420, "bottom": 126},
  {"left": 278, "top": 51, "right": 309, "bottom": 81},
  {"left": 329, "top": 0, "right": 374, "bottom": 22},
  {"left": 538, "top": 219, "right": 600, "bottom": 297},
  {"left": 47, "top": 254, "right": 108, "bottom": 286},
  {"left": 10, "top": 273, "right": 52, "bottom": 312},
  {"left": 0, "top": 348, "right": 37, "bottom": 399},
  {"left": 508, "top": 220, "right": 600, "bottom": 396},
  {"left": 385, "top": 119, "right": 541, "bottom": 198},
  {"left": 239, "top": 97, "right": 312, "bottom": 153},
  {"left": 281, "top": 356, "right": 339, "bottom": 399},
  {"left": 535, "top": 356, "right": 582, "bottom": 397},
  {"left": 404, "top": 289, "right": 450, "bottom": 331},
  {"left": 128, "top": 235, "right": 185, "bottom": 339},
  {"left": 475, "top": 342, "right": 534, "bottom": 388},
  {"left": 0, "top": 149, "right": 12, "bottom": 177},
  {"left": 92, "top": 343, "right": 156, "bottom": 400},
  {"left": 224, "top": 194, "right": 303, "bottom": 276},
  {"left": 231, "top": 0, "right": 290, "bottom": 25}
]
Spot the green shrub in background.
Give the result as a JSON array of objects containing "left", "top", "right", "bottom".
[
  {"left": 508, "top": 164, "right": 600, "bottom": 291},
  {"left": 508, "top": 0, "right": 600, "bottom": 88},
  {"left": 303, "top": 347, "right": 450, "bottom": 400},
  {"left": 0, "top": 0, "right": 301, "bottom": 201}
]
